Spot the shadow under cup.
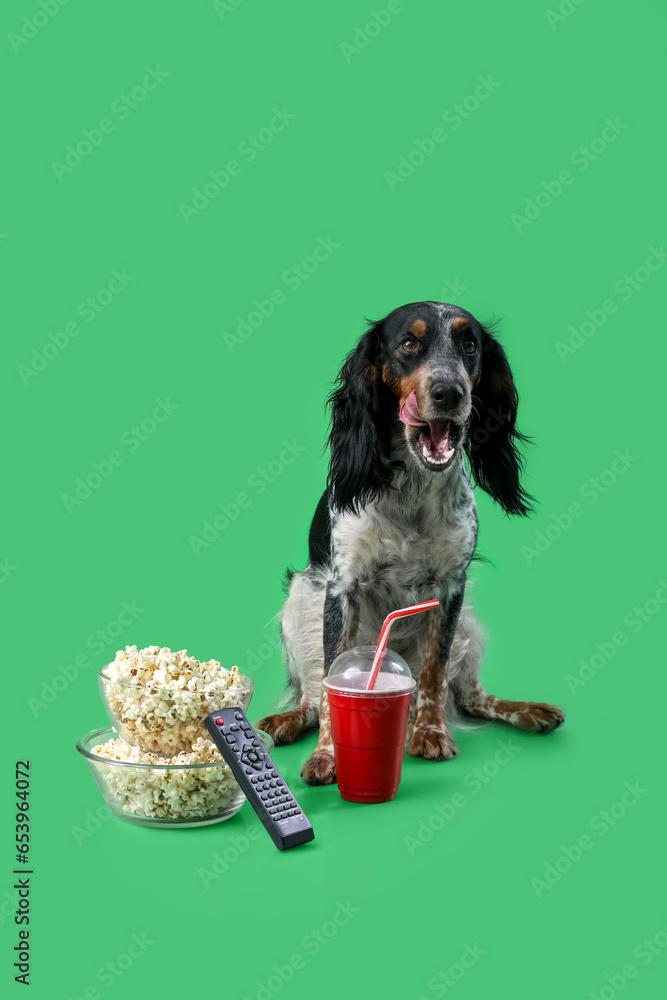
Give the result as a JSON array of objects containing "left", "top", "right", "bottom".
[{"left": 324, "top": 647, "right": 416, "bottom": 804}]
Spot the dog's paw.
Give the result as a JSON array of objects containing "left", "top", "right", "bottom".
[
  {"left": 301, "top": 749, "right": 336, "bottom": 786},
  {"left": 255, "top": 710, "right": 308, "bottom": 746},
  {"left": 514, "top": 702, "right": 565, "bottom": 733},
  {"left": 408, "top": 726, "right": 458, "bottom": 761}
]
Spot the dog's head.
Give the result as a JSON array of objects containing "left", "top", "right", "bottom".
[{"left": 327, "top": 301, "right": 533, "bottom": 516}]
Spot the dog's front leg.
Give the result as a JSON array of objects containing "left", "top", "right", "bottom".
[
  {"left": 408, "top": 584, "right": 465, "bottom": 761},
  {"left": 300, "top": 582, "right": 353, "bottom": 786}
]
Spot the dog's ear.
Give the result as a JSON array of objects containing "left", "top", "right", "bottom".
[
  {"left": 465, "top": 326, "right": 534, "bottom": 516},
  {"left": 327, "top": 320, "right": 395, "bottom": 514}
]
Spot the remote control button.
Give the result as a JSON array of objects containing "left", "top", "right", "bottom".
[
  {"left": 250, "top": 776, "right": 257, "bottom": 783},
  {"left": 215, "top": 717, "right": 223, "bottom": 725},
  {"left": 269, "top": 781, "right": 276, "bottom": 788},
  {"left": 241, "top": 748, "right": 262, "bottom": 767},
  {"left": 272, "top": 770, "right": 279, "bottom": 778},
  {"left": 230, "top": 724, "right": 239, "bottom": 731},
  {"left": 225, "top": 735, "right": 236, "bottom": 744},
  {"left": 252, "top": 738, "right": 260, "bottom": 746},
  {"left": 234, "top": 711, "right": 243, "bottom": 720},
  {"left": 245, "top": 767, "right": 253, "bottom": 774},
  {"left": 261, "top": 793, "right": 268, "bottom": 800},
  {"left": 276, "top": 778, "right": 284, "bottom": 786}
]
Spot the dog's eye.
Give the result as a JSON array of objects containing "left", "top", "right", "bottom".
[
  {"left": 401, "top": 339, "right": 418, "bottom": 354},
  {"left": 463, "top": 340, "right": 477, "bottom": 354}
]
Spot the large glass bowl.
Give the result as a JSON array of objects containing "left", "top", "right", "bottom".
[
  {"left": 76, "top": 726, "right": 273, "bottom": 828},
  {"left": 98, "top": 668, "right": 254, "bottom": 754}
]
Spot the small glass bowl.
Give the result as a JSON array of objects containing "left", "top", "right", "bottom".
[
  {"left": 98, "top": 668, "right": 254, "bottom": 754},
  {"left": 76, "top": 726, "right": 273, "bottom": 828}
]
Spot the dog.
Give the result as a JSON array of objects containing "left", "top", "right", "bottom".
[{"left": 257, "top": 301, "right": 564, "bottom": 785}]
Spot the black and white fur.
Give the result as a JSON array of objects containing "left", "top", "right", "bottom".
[{"left": 258, "top": 302, "right": 564, "bottom": 785}]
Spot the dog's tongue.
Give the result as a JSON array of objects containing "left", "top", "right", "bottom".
[
  {"left": 400, "top": 391, "right": 454, "bottom": 462},
  {"left": 399, "top": 391, "right": 428, "bottom": 426}
]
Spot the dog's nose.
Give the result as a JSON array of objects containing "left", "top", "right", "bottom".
[{"left": 430, "top": 382, "right": 464, "bottom": 409}]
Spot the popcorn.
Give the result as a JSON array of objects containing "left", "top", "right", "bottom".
[
  {"left": 90, "top": 736, "right": 243, "bottom": 821},
  {"left": 92, "top": 736, "right": 224, "bottom": 765},
  {"left": 99, "top": 645, "right": 251, "bottom": 754}
]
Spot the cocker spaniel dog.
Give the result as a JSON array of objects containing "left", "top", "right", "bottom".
[{"left": 258, "top": 301, "right": 564, "bottom": 785}]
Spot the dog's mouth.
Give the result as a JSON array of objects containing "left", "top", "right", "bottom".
[
  {"left": 399, "top": 391, "right": 462, "bottom": 472},
  {"left": 415, "top": 420, "right": 462, "bottom": 469}
]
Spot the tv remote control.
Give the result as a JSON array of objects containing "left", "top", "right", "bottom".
[{"left": 205, "top": 708, "right": 314, "bottom": 851}]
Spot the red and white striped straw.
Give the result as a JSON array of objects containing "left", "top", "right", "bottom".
[{"left": 366, "top": 598, "right": 440, "bottom": 690}]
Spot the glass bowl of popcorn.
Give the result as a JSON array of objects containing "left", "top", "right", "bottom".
[
  {"left": 77, "top": 726, "right": 274, "bottom": 827},
  {"left": 99, "top": 645, "right": 254, "bottom": 754}
]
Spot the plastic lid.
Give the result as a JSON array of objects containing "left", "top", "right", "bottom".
[{"left": 324, "top": 647, "right": 416, "bottom": 697}]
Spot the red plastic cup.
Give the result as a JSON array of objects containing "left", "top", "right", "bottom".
[{"left": 324, "top": 647, "right": 415, "bottom": 803}]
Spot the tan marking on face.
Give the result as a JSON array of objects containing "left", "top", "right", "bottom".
[
  {"left": 452, "top": 317, "right": 471, "bottom": 332},
  {"left": 382, "top": 364, "right": 433, "bottom": 410},
  {"left": 409, "top": 319, "right": 427, "bottom": 337}
]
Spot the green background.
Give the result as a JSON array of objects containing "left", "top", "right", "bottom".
[{"left": 2, "top": 0, "right": 666, "bottom": 997}]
